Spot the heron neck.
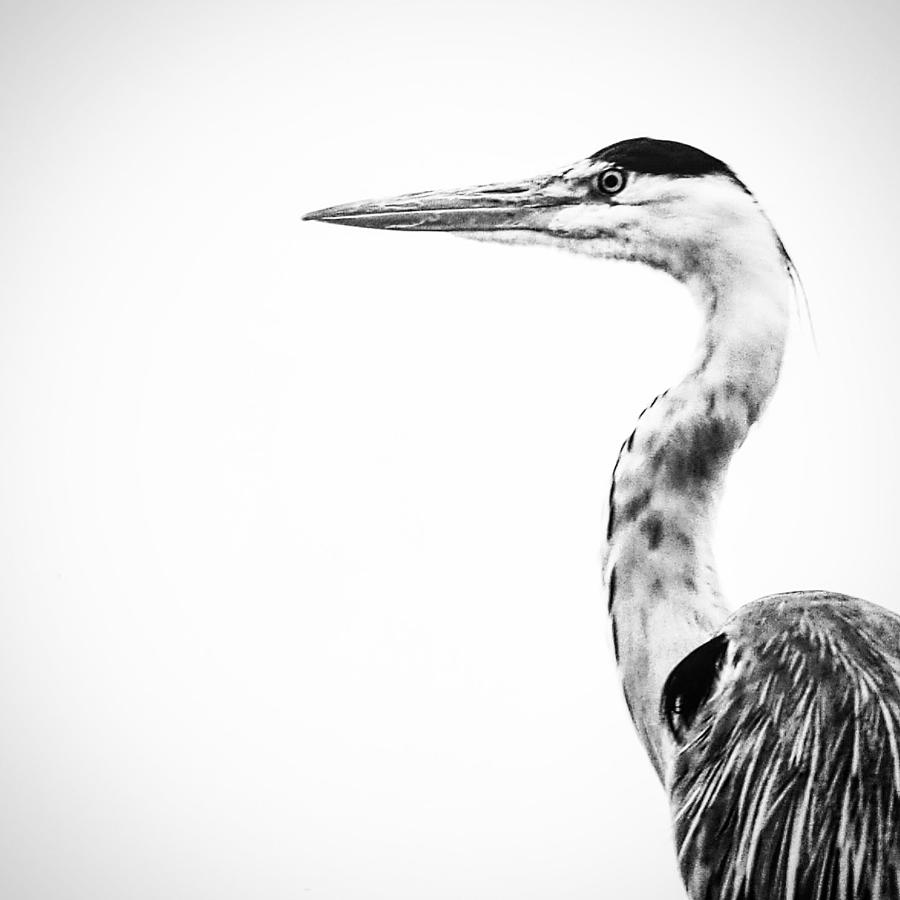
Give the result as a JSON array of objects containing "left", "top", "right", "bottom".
[{"left": 604, "top": 256, "right": 792, "bottom": 780}]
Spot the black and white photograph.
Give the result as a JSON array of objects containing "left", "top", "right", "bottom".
[{"left": 4, "top": 1, "right": 900, "bottom": 897}]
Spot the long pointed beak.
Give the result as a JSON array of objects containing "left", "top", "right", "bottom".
[{"left": 303, "top": 175, "right": 581, "bottom": 232}]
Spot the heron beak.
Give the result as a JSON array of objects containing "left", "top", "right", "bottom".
[{"left": 302, "top": 174, "right": 582, "bottom": 232}]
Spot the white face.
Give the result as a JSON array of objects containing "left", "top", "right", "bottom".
[{"left": 471, "top": 159, "right": 780, "bottom": 288}]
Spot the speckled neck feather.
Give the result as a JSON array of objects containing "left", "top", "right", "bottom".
[{"left": 605, "top": 242, "right": 793, "bottom": 780}]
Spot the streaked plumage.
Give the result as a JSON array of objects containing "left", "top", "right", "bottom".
[
  {"left": 304, "top": 137, "right": 900, "bottom": 899},
  {"left": 667, "top": 593, "right": 900, "bottom": 899}
]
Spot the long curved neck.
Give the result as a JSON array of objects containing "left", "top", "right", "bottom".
[{"left": 605, "top": 250, "right": 792, "bottom": 781}]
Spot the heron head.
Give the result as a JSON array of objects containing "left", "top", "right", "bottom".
[{"left": 303, "top": 137, "right": 788, "bottom": 292}]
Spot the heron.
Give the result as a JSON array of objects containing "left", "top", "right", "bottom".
[{"left": 303, "top": 137, "right": 900, "bottom": 899}]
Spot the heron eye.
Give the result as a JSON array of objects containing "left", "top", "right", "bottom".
[{"left": 597, "top": 167, "right": 627, "bottom": 196}]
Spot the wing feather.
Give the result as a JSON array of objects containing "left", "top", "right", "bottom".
[{"left": 668, "top": 592, "right": 900, "bottom": 900}]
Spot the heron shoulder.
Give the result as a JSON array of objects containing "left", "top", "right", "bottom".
[
  {"left": 665, "top": 591, "right": 900, "bottom": 900},
  {"left": 726, "top": 590, "right": 900, "bottom": 662}
]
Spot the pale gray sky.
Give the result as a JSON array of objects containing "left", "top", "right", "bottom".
[{"left": 3, "top": 1, "right": 900, "bottom": 897}]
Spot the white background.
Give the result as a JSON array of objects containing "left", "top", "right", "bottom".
[{"left": 3, "top": 1, "right": 900, "bottom": 897}]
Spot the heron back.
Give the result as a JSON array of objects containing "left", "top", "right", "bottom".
[{"left": 665, "top": 591, "right": 900, "bottom": 900}]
